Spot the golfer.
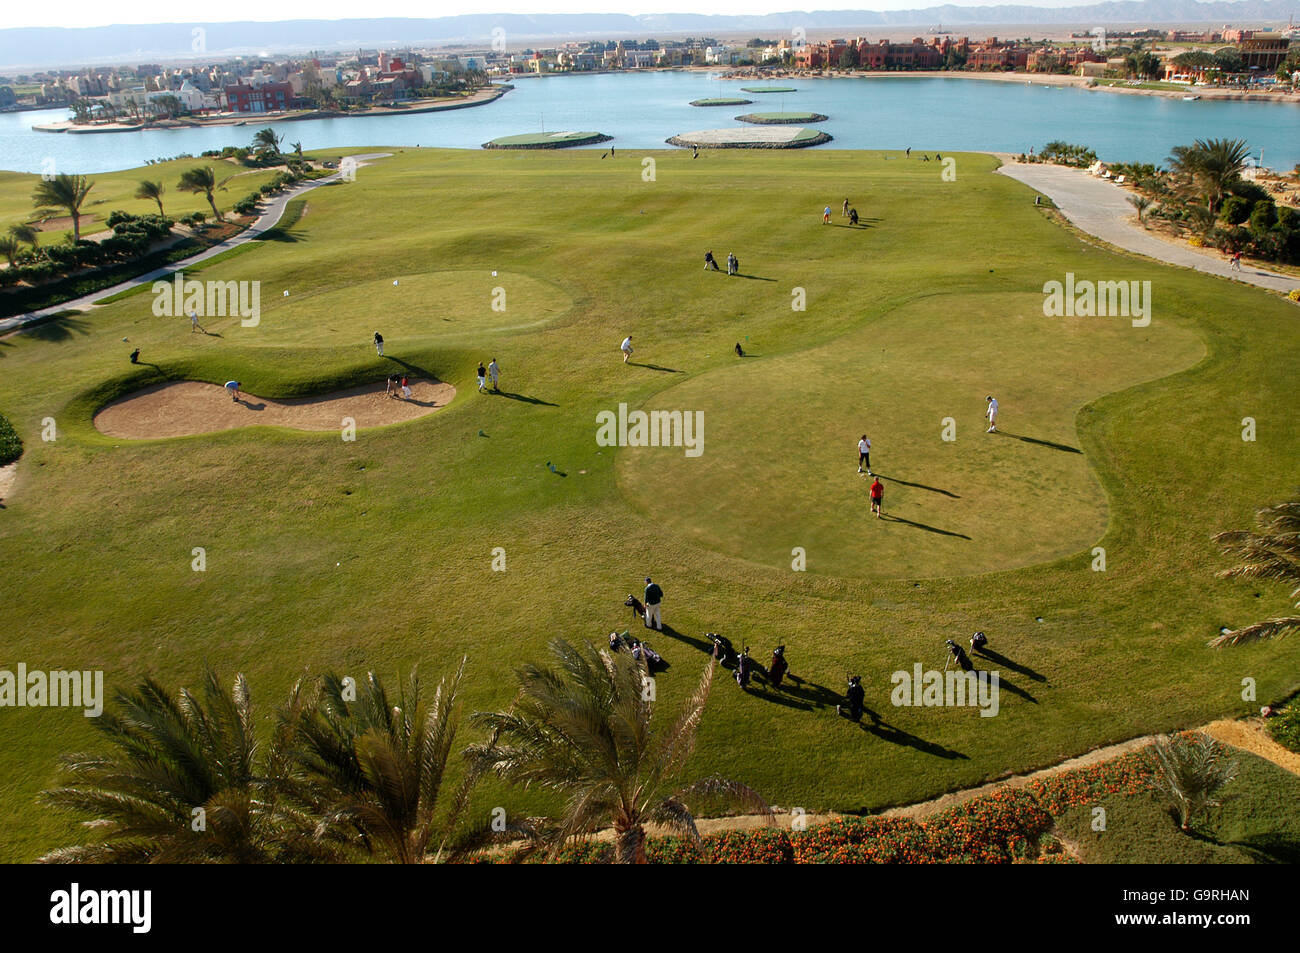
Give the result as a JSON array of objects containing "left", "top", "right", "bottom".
[
  {"left": 190, "top": 310, "right": 203, "bottom": 333},
  {"left": 842, "top": 198, "right": 850, "bottom": 218},
  {"left": 986, "top": 395, "right": 999, "bottom": 433},
  {"left": 822, "top": 205, "right": 832, "bottom": 224},
  {"left": 476, "top": 362, "right": 487, "bottom": 392},
  {"left": 488, "top": 358, "right": 500, "bottom": 391},
  {"left": 224, "top": 381, "right": 241, "bottom": 401},
  {"left": 858, "top": 434, "right": 872, "bottom": 475},
  {"left": 726, "top": 252, "right": 737, "bottom": 276},
  {"left": 643, "top": 576, "right": 664, "bottom": 631},
  {"left": 401, "top": 375, "right": 412, "bottom": 399},
  {"left": 621, "top": 335, "right": 634, "bottom": 363},
  {"left": 870, "top": 476, "right": 884, "bottom": 517},
  {"left": 373, "top": 332, "right": 384, "bottom": 356}
]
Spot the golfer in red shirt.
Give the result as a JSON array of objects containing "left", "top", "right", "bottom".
[{"left": 870, "top": 477, "right": 884, "bottom": 518}]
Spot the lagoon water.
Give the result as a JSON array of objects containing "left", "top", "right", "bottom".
[{"left": 2, "top": 70, "right": 1297, "bottom": 174}]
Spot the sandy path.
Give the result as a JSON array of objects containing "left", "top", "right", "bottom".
[
  {"left": 0, "top": 461, "right": 16, "bottom": 503},
  {"left": 1203, "top": 717, "right": 1300, "bottom": 776},
  {"left": 94, "top": 379, "right": 455, "bottom": 439},
  {"left": 995, "top": 159, "right": 1300, "bottom": 296}
]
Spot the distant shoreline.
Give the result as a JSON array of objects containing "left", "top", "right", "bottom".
[
  {"left": 485, "top": 66, "right": 1299, "bottom": 105},
  {"left": 700, "top": 66, "right": 1300, "bottom": 104},
  {"left": 31, "top": 84, "right": 511, "bottom": 135}
]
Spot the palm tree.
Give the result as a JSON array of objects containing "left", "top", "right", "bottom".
[
  {"left": 1128, "top": 194, "right": 1152, "bottom": 227},
  {"left": 287, "top": 664, "right": 488, "bottom": 863},
  {"left": 9, "top": 223, "right": 39, "bottom": 249},
  {"left": 1147, "top": 733, "right": 1237, "bottom": 832},
  {"left": 291, "top": 141, "right": 303, "bottom": 158},
  {"left": 1167, "top": 138, "right": 1251, "bottom": 215},
  {"left": 177, "top": 166, "right": 233, "bottom": 221},
  {"left": 31, "top": 173, "right": 94, "bottom": 243},
  {"left": 468, "top": 638, "right": 771, "bottom": 864},
  {"left": 0, "top": 236, "right": 19, "bottom": 266},
  {"left": 37, "top": 668, "right": 325, "bottom": 863},
  {"left": 1209, "top": 497, "right": 1300, "bottom": 647},
  {"left": 134, "top": 180, "right": 166, "bottom": 217},
  {"left": 252, "top": 127, "right": 283, "bottom": 155}
]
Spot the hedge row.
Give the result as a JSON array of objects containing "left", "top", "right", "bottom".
[{"left": 0, "top": 229, "right": 230, "bottom": 318}]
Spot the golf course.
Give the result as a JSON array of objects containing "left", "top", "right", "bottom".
[{"left": 0, "top": 146, "right": 1297, "bottom": 863}]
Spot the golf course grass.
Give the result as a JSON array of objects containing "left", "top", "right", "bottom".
[
  {"left": 0, "top": 147, "right": 1297, "bottom": 863},
  {"left": 690, "top": 98, "right": 754, "bottom": 106},
  {"left": 736, "top": 112, "right": 830, "bottom": 124},
  {"left": 741, "top": 86, "right": 798, "bottom": 93}
]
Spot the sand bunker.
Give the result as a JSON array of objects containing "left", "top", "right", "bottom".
[{"left": 95, "top": 380, "right": 456, "bottom": 439}]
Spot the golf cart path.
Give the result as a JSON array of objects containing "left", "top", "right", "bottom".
[
  {"left": 94, "top": 379, "right": 454, "bottom": 439},
  {"left": 995, "top": 157, "right": 1300, "bottom": 295},
  {"left": 663, "top": 717, "right": 1300, "bottom": 837},
  {"left": 0, "top": 153, "right": 394, "bottom": 336}
]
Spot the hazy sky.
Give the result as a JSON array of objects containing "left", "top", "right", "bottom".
[{"left": 7, "top": 0, "right": 1104, "bottom": 31}]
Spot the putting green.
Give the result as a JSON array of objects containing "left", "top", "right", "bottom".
[
  {"left": 617, "top": 291, "right": 1203, "bottom": 578},
  {"left": 183, "top": 270, "right": 573, "bottom": 345},
  {"left": 736, "top": 111, "right": 829, "bottom": 124},
  {"left": 482, "top": 131, "right": 611, "bottom": 149}
]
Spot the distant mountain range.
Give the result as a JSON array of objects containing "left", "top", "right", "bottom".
[{"left": 3, "top": 1, "right": 1298, "bottom": 72}]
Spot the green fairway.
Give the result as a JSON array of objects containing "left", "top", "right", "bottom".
[
  {"left": 1, "top": 147, "right": 1298, "bottom": 863},
  {"left": 618, "top": 292, "right": 1203, "bottom": 578},
  {"left": 198, "top": 270, "right": 573, "bottom": 347}
]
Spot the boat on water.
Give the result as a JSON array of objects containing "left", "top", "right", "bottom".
[{"left": 1183, "top": 95, "right": 1201, "bottom": 101}]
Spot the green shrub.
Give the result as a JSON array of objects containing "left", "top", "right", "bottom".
[
  {"left": 1220, "top": 195, "right": 1252, "bottom": 226},
  {"left": 0, "top": 413, "right": 21, "bottom": 466},
  {"left": 1249, "top": 200, "right": 1278, "bottom": 235},
  {"left": 1267, "top": 703, "right": 1300, "bottom": 754}
]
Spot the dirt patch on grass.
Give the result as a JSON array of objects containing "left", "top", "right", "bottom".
[
  {"left": 0, "top": 461, "right": 17, "bottom": 503},
  {"left": 94, "top": 379, "right": 456, "bottom": 439},
  {"left": 1203, "top": 717, "right": 1300, "bottom": 777}
]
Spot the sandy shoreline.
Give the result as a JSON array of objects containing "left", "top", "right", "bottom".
[{"left": 32, "top": 84, "right": 510, "bottom": 134}]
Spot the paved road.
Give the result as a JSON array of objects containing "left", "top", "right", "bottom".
[
  {"left": 0, "top": 153, "right": 393, "bottom": 336},
  {"left": 996, "top": 159, "right": 1300, "bottom": 296}
]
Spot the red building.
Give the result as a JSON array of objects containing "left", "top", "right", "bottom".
[{"left": 224, "top": 81, "right": 293, "bottom": 113}]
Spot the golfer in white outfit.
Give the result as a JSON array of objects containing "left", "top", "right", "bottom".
[
  {"left": 621, "top": 336, "right": 633, "bottom": 363},
  {"left": 986, "top": 396, "right": 999, "bottom": 433}
]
